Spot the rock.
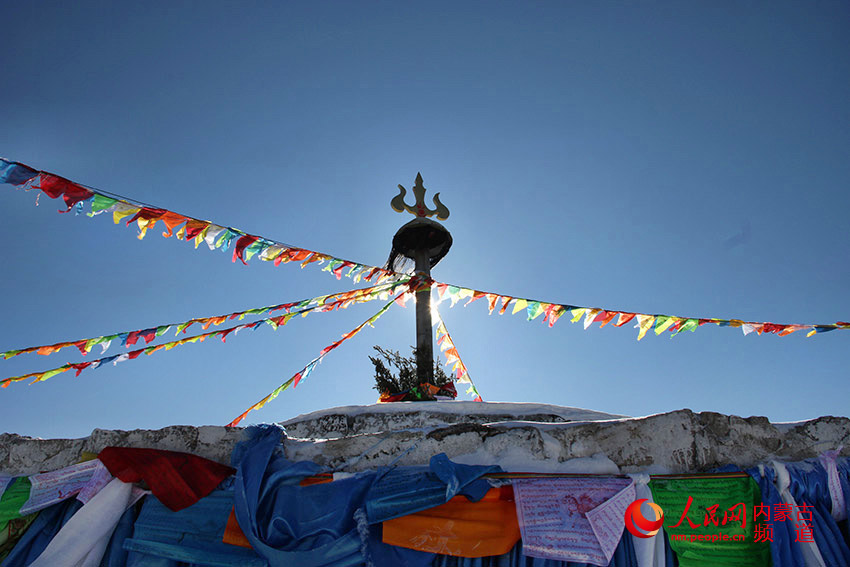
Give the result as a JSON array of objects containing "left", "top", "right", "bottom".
[{"left": 1, "top": 404, "right": 847, "bottom": 476}]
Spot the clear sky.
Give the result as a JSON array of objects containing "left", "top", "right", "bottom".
[{"left": 1, "top": 2, "right": 848, "bottom": 439}]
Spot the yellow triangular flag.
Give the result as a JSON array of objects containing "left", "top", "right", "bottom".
[
  {"left": 635, "top": 314, "right": 656, "bottom": 341},
  {"left": 511, "top": 298, "right": 528, "bottom": 315}
]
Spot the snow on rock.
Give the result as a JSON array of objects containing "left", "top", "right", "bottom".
[
  {"left": 0, "top": 426, "right": 242, "bottom": 476},
  {"left": 0, "top": 433, "right": 87, "bottom": 476},
  {"left": 1, "top": 404, "right": 848, "bottom": 476},
  {"left": 280, "top": 406, "right": 849, "bottom": 474},
  {"left": 281, "top": 401, "right": 626, "bottom": 439}
]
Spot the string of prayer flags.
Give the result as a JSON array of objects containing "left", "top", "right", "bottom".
[
  {"left": 0, "top": 280, "right": 409, "bottom": 361},
  {"left": 433, "top": 307, "right": 483, "bottom": 401},
  {"left": 0, "top": 281, "right": 420, "bottom": 390},
  {"left": 0, "top": 159, "right": 93, "bottom": 212},
  {"left": 1, "top": 157, "right": 400, "bottom": 286},
  {"left": 7, "top": 157, "right": 848, "bottom": 348},
  {"left": 433, "top": 279, "right": 850, "bottom": 341},
  {"left": 227, "top": 295, "right": 400, "bottom": 427}
]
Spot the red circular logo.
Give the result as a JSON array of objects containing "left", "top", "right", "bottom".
[{"left": 624, "top": 499, "right": 664, "bottom": 538}]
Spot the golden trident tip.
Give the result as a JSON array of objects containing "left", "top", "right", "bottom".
[{"left": 390, "top": 173, "right": 450, "bottom": 221}]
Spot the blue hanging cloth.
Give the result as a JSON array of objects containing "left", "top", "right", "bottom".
[
  {"left": 365, "top": 454, "right": 501, "bottom": 524},
  {"left": 746, "top": 465, "right": 807, "bottom": 567},
  {"left": 1, "top": 499, "right": 82, "bottom": 567},
  {"left": 784, "top": 460, "right": 850, "bottom": 567},
  {"left": 123, "top": 486, "right": 265, "bottom": 567},
  {"left": 231, "top": 424, "right": 375, "bottom": 567}
]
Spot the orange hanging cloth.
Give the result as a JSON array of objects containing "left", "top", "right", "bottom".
[{"left": 382, "top": 485, "right": 520, "bottom": 558}]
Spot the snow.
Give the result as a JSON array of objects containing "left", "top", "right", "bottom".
[
  {"left": 282, "top": 401, "right": 626, "bottom": 427},
  {"left": 772, "top": 420, "right": 821, "bottom": 433}
]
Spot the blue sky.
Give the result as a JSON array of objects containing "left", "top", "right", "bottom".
[{"left": 1, "top": 2, "right": 848, "bottom": 439}]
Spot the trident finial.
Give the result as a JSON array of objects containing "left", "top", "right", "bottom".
[{"left": 391, "top": 173, "right": 450, "bottom": 221}]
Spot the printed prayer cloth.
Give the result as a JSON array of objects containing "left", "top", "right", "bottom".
[{"left": 512, "top": 477, "right": 635, "bottom": 566}]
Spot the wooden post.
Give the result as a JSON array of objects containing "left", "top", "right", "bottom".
[{"left": 413, "top": 248, "right": 434, "bottom": 386}]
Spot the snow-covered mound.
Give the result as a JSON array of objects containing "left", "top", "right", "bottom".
[{"left": 1, "top": 404, "right": 847, "bottom": 476}]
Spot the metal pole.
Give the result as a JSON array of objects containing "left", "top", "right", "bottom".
[
  {"left": 413, "top": 248, "right": 434, "bottom": 387},
  {"left": 390, "top": 173, "right": 450, "bottom": 393}
]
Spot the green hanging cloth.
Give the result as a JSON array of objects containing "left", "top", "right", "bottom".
[
  {"left": 0, "top": 478, "right": 32, "bottom": 531},
  {"left": 0, "top": 512, "right": 38, "bottom": 561},
  {"left": 649, "top": 474, "right": 771, "bottom": 567}
]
